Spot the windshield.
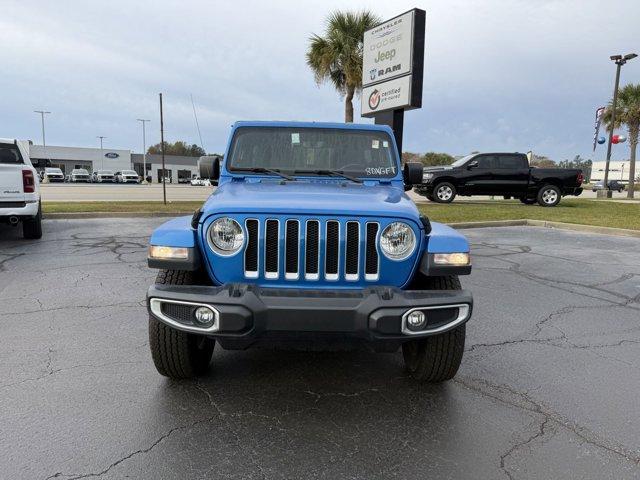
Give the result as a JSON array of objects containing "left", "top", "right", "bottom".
[
  {"left": 97, "top": 170, "right": 113, "bottom": 175},
  {"left": 227, "top": 127, "right": 398, "bottom": 178},
  {"left": 72, "top": 169, "right": 88, "bottom": 174},
  {"left": 46, "top": 168, "right": 62, "bottom": 173},
  {"left": 122, "top": 170, "right": 137, "bottom": 175},
  {"left": 450, "top": 154, "right": 476, "bottom": 168}
]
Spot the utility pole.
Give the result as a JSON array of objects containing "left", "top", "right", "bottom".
[
  {"left": 137, "top": 119, "right": 150, "bottom": 182},
  {"left": 601, "top": 53, "right": 637, "bottom": 198},
  {"left": 159, "top": 94, "right": 167, "bottom": 205},
  {"left": 97, "top": 136, "right": 106, "bottom": 170},
  {"left": 34, "top": 110, "right": 51, "bottom": 146}
]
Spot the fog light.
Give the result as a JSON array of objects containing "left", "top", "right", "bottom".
[
  {"left": 194, "top": 306, "right": 215, "bottom": 326},
  {"left": 406, "top": 310, "right": 426, "bottom": 331}
]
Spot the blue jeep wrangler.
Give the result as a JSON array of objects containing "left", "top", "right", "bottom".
[{"left": 146, "top": 121, "right": 473, "bottom": 382}]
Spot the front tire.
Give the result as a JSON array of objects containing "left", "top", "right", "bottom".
[
  {"left": 433, "top": 182, "right": 457, "bottom": 203},
  {"left": 149, "top": 270, "right": 215, "bottom": 379},
  {"left": 23, "top": 204, "right": 43, "bottom": 239},
  {"left": 537, "top": 184, "right": 561, "bottom": 207},
  {"left": 402, "top": 276, "right": 466, "bottom": 382}
]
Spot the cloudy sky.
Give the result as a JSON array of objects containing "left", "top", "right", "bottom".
[{"left": 1, "top": 0, "right": 639, "bottom": 161}]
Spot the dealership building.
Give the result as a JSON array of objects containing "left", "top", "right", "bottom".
[
  {"left": 590, "top": 160, "right": 639, "bottom": 183},
  {"left": 27, "top": 144, "right": 200, "bottom": 183}
]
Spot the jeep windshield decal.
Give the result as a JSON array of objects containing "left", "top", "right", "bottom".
[{"left": 227, "top": 127, "right": 398, "bottom": 178}]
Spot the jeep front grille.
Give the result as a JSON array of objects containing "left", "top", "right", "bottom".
[{"left": 243, "top": 219, "right": 380, "bottom": 282}]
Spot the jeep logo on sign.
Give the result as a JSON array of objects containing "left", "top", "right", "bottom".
[
  {"left": 374, "top": 49, "right": 396, "bottom": 63},
  {"left": 105, "top": 152, "right": 119, "bottom": 159}
]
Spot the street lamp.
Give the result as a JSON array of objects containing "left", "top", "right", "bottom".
[
  {"left": 34, "top": 110, "right": 51, "bottom": 146},
  {"left": 601, "top": 52, "right": 637, "bottom": 198},
  {"left": 97, "top": 136, "right": 106, "bottom": 170},
  {"left": 137, "top": 119, "right": 150, "bottom": 183}
]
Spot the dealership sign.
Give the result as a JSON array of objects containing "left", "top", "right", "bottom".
[
  {"left": 104, "top": 152, "right": 119, "bottom": 158},
  {"left": 361, "top": 9, "right": 425, "bottom": 118}
]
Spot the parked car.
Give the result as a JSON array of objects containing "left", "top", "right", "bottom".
[
  {"left": 146, "top": 121, "right": 474, "bottom": 383},
  {"left": 92, "top": 170, "right": 116, "bottom": 183},
  {"left": 43, "top": 167, "right": 65, "bottom": 183},
  {"left": 0, "top": 138, "right": 42, "bottom": 239},
  {"left": 415, "top": 153, "right": 584, "bottom": 207},
  {"left": 592, "top": 180, "right": 624, "bottom": 192},
  {"left": 190, "top": 176, "right": 211, "bottom": 186},
  {"left": 115, "top": 170, "right": 140, "bottom": 183},
  {"left": 70, "top": 168, "right": 91, "bottom": 183}
]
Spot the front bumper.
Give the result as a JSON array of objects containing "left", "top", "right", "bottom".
[{"left": 147, "top": 284, "right": 473, "bottom": 350}]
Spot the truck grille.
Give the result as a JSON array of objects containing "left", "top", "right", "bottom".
[{"left": 243, "top": 218, "right": 380, "bottom": 282}]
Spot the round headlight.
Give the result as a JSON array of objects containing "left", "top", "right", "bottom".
[
  {"left": 380, "top": 222, "right": 416, "bottom": 260},
  {"left": 208, "top": 217, "right": 244, "bottom": 255}
]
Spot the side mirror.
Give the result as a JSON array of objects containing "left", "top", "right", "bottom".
[
  {"left": 198, "top": 155, "right": 221, "bottom": 185},
  {"left": 467, "top": 160, "right": 479, "bottom": 169},
  {"left": 403, "top": 162, "right": 423, "bottom": 186}
]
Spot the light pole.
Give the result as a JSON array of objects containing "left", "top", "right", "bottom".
[
  {"left": 601, "top": 53, "right": 637, "bottom": 198},
  {"left": 34, "top": 110, "right": 51, "bottom": 146},
  {"left": 137, "top": 119, "right": 150, "bottom": 182},
  {"left": 97, "top": 136, "right": 106, "bottom": 170}
]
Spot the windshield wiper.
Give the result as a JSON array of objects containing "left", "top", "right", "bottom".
[
  {"left": 294, "top": 169, "right": 363, "bottom": 184},
  {"left": 237, "top": 167, "right": 295, "bottom": 181}
]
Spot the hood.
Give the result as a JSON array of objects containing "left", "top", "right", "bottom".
[{"left": 201, "top": 180, "right": 419, "bottom": 220}]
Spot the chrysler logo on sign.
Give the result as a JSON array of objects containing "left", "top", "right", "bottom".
[{"left": 104, "top": 152, "right": 119, "bottom": 158}]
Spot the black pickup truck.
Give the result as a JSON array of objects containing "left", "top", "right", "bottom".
[{"left": 414, "top": 152, "right": 584, "bottom": 207}]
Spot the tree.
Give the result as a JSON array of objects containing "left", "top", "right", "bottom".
[
  {"left": 401, "top": 152, "right": 422, "bottom": 165},
  {"left": 602, "top": 83, "right": 640, "bottom": 198},
  {"left": 530, "top": 154, "right": 556, "bottom": 168},
  {"left": 147, "top": 141, "right": 206, "bottom": 157},
  {"left": 306, "top": 10, "right": 381, "bottom": 122},
  {"left": 558, "top": 155, "right": 592, "bottom": 182},
  {"left": 422, "top": 152, "right": 455, "bottom": 166}
]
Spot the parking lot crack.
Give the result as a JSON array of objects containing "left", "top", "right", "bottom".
[
  {"left": 455, "top": 377, "right": 640, "bottom": 467},
  {"left": 43, "top": 415, "right": 218, "bottom": 480}
]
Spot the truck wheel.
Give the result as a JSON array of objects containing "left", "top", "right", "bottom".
[
  {"left": 149, "top": 269, "right": 215, "bottom": 379},
  {"left": 433, "top": 182, "right": 456, "bottom": 203},
  {"left": 23, "top": 204, "right": 43, "bottom": 239},
  {"left": 537, "top": 184, "right": 561, "bottom": 207},
  {"left": 519, "top": 197, "right": 536, "bottom": 205},
  {"left": 402, "top": 275, "right": 466, "bottom": 383}
]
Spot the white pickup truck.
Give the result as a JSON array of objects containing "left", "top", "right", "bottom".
[{"left": 0, "top": 139, "right": 42, "bottom": 239}]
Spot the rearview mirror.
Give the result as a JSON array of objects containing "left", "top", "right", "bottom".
[
  {"left": 198, "top": 155, "right": 221, "bottom": 185},
  {"left": 403, "top": 162, "right": 423, "bottom": 186},
  {"left": 467, "top": 160, "right": 479, "bottom": 169}
]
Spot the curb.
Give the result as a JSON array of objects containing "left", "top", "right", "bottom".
[
  {"left": 450, "top": 219, "right": 640, "bottom": 238},
  {"left": 44, "top": 212, "right": 190, "bottom": 219}
]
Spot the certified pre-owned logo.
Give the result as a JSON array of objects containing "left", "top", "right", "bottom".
[{"left": 368, "top": 90, "right": 381, "bottom": 110}]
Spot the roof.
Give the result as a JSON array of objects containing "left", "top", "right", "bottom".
[{"left": 231, "top": 121, "right": 394, "bottom": 133}]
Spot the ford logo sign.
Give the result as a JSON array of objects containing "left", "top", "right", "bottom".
[{"left": 105, "top": 152, "right": 119, "bottom": 159}]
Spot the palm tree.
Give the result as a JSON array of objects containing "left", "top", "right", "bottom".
[
  {"left": 602, "top": 83, "right": 640, "bottom": 198},
  {"left": 306, "top": 10, "right": 381, "bottom": 122}
]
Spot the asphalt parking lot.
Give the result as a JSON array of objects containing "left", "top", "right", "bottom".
[{"left": 1, "top": 219, "right": 639, "bottom": 479}]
